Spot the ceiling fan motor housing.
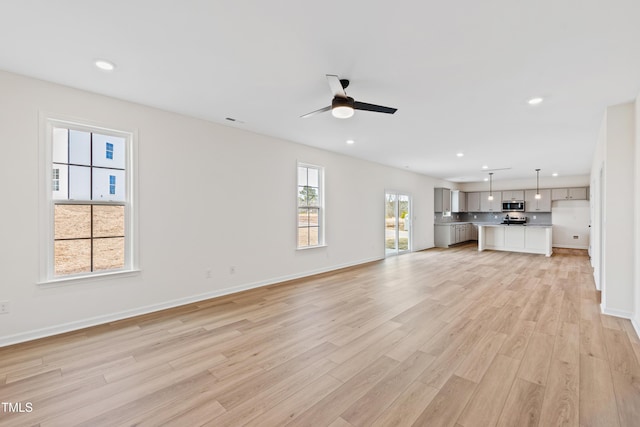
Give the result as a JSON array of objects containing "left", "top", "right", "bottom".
[{"left": 331, "top": 96, "right": 355, "bottom": 118}]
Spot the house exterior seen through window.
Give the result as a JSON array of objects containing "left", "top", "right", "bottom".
[
  {"left": 297, "top": 163, "right": 324, "bottom": 248},
  {"left": 52, "top": 168, "right": 60, "bottom": 191},
  {"left": 49, "top": 124, "right": 131, "bottom": 278}
]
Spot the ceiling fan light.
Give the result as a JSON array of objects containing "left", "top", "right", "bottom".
[
  {"left": 332, "top": 106, "right": 354, "bottom": 119},
  {"left": 331, "top": 97, "right": 355, "bottom": 119}
]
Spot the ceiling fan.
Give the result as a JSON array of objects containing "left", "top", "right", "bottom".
[{"left": 301, "top": 74, "right": 397, "bottom": 119}]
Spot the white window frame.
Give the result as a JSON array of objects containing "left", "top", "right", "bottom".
[
  {"left": 39, "top": 113, "right": 139, "bottom": 284},
  {"left": 297, "top": 162, "right": 325, "bottom": 249}
]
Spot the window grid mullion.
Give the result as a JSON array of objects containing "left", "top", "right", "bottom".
[{"left": 49, "top": 123, "right": 130, "bottom": 278}]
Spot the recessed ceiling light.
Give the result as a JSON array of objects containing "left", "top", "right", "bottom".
[
  {"left": 482, "top": 165, "right": 488, "bottom": 169},
  {"left": 456, "top": 152, "right": 464, "bottom": 157},
  {"left": 484, "top": 177, "right": 489, "bottom": 181},
  {"left": 95, "top": 59, "right": 116, "bottom": 71},
  {"left": 552, "top": 172, "right": 559, "bottom": 177},
  {"left": 346, "top": 139, "right": 355, "bottom": 145},
  {"left": 528, "top": 97, "right": 543, "bottom": 105}
]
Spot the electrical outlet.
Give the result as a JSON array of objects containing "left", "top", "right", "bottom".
[
  {"left": 474, "top": 215, "right": 477, "bottom": 219},
  {"left": 205, "top": 269, "right": 212, "bottom": 279},
  {"left": 0, "top": 301, "right": 10, "bottom": 314},
  {"left": 230, "top": 266, "right": 236, "bottom": 275},
  {"left": 533, "top": 215, "right": 537, "bottom": 219}
]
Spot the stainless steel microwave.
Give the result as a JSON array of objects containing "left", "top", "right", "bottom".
[{"left": 502, "top": 201, "right": 525, "bottom": 212}]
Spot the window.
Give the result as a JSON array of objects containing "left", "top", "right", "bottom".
[
  {"left": 297, "top": 163, "right": 324, "bottom": 248},
  {"left": 52, "top": 168, "right": 60, "bottom": 191},
  {"left": 42, "top": 118, "right": 136, "bottom": 281},
  {"left": 109, "top": 175, "right": 116, "bottom": 195},
  {"left": 106, "top": 142, "right": 114, "bottom": 159}
]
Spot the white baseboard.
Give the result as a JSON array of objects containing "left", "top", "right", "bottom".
[
  {"left": 592, "top": 270, "right": 601, "bottom": 291},
  {"left": 552, "top": 244, "right": 589, "bottom": 250},
  {"left": 0, "top": 256, "right": 382, "bottom": 348},
  {"left": 632, "top": 318, "right": 640, "bottom": 341},
  {"left": 600, "top": 305, "right": 633, "bottom": 319}
]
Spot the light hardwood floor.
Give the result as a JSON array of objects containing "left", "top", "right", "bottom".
[{"left": 1, "top": 245, "right": 639, "bottom": 426}]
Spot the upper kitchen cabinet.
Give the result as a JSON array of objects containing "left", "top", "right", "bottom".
[
  {"left": 480, "top": 191, "right": 502, "bottom": 212},
  {"left": 525, "top": 189, "right": 552, "bottom": 212},
  {"left": 451, "top": 190, "right": 466, "bottom": 212},
  {"left": 502, "top": 190, "right": 525, "bottom": 201},
  {"left": 467, "top": 192, "right": 481, "bottom": 212},
  {"left": 434, "top": 187, "right": 452, "bottom": 213},
  {"left": 551, "top": 187, "right": 588, "bottom": 201}
]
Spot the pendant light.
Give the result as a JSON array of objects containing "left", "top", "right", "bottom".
[
  {"left": 488, "top": 172, "right": 494, "bottom": 201},
  {"left": 535, "top": 169, "right": 541, "bottom": 199}
]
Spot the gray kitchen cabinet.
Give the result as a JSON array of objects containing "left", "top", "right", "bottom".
[
  {"left": 467, "top": 192, "right": 481, "bottom": 212},
  {"left": 502, "top": 190, "right": 525, "bottom": 201},
  {"left": 469, "top": 224, "right": 478, "bottom": 240},
  {"left": 569, "top": 187, "right": 588, "bottom": 199},
  {"left": 451, "top": 190, "right": 466, "bottom": 212},
  {"left": 435, "top": 223, "right": 472, "bottom": 247},
  {"left": 480, "top": 191, "right": 502, "bottom": 212},
  {"left": 551, "top": 187, "right": 588, "bottom": 201},
  {"left": 457, "top": 224, "right": 471, "bottom": 243},
  {"left": 525, "top": 189, "right": 552, "bottom": 212},
  {"left": 434, "top": 188, "right": 452, "bottom": 213},
  {"left": 434, "top": 224, "right": 454, "bottom": 247}
]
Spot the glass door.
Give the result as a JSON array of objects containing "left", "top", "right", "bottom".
[{"left": 385, "top": 192, "right": 411, "bottom": 256}]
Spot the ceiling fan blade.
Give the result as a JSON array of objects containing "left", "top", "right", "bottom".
[
  {"left": 354, "top": 101, "right": 397, "bottom": 114},
  {"left": 300, "top": 105, "right": 331, "bottom": 118},
  {"left": 326, "top": 74, "right": 347, "bottom": 98}
]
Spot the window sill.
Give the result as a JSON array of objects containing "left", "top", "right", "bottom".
[
  {"left": 296, "top": 244, "right": 328, "bottom": 251},
  {"left": 38, "top": 269, "right": 141, "bottom": 287}
]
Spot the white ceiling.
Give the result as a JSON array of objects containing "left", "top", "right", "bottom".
[{"left": 2, "top": 1, "right": 639, "bottom": 182}]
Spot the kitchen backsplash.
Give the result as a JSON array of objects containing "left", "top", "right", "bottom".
[{"left": 435, "top": 212, "right": 552, "bottom": 224}]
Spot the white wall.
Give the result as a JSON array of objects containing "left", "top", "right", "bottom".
[
  {"left": 635, "top": 92, "right": 640, "bottom": 334},
  {"left": 589, "top": 119, "right": 603, "bottom": 286},
  {"left": 590, "top": 101, "right": 635, "bottom": 319},
  {"left": 551, "top": 200, "right": 590, "bottom": 249},
  {"left": 0, "top": 71, "right": 451, "bottom": 345}
]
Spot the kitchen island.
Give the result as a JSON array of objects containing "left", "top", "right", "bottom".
[{"left": 477, "top": 224, "right": 552, "bottom": 257}]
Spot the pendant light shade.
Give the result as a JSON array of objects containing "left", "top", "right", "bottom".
[
  {"left": 535, "top": 169, "right": 541, "bottom": 199},
  {"left": 488, "top": 173, "right": 494, "bottom": 201}
]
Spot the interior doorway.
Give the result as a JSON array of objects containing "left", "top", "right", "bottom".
[{"left": 385, "top": 192, "right": 411, "bottom": 256}]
